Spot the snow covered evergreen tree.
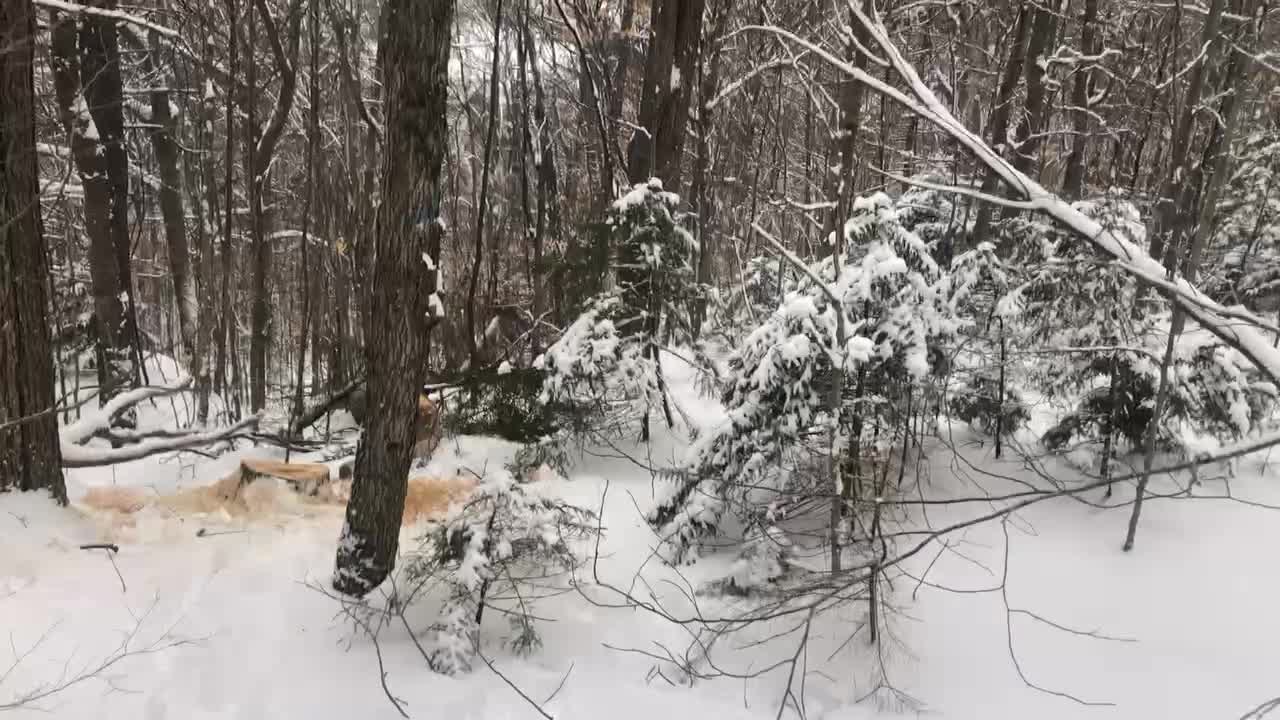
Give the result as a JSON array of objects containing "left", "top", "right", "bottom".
[
  {"left": 649, "top": 192, "right": 965, "bottom": 566},
  {"left": 402, "top": 469, "right": 597, "bottom": 675},
  {"left": 535, "top": 180, "right": 700, "bottom": 439}
]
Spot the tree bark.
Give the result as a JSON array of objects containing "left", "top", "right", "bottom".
[
  {"left": 0, "top": 0, "right": 67, "bottom": 502},
  {"left": 249, "top": 0, "right": 304, "bottom": 412},
  {"left": 1062, "top": 0, "right": 1098, "bottom": 199},
  {"left": 217, "top": 0, "right": 238, "bottom": 416},
  {"left": 821, "top": 0, "right": 873, "bottom": 257},
  {"left": 80, "top": 0, "right": 140, "bottom": 394},
  {"left": 969, "top": 2, "right": 1031, "bottom": 248},
  {"left": 333, "top": 0, "right": 454, "bottom": 598},
  {"left": 1147, "top": 0, "right": 1225, "bottom": 265},
  {"left": 49, "top": 12, "right": 137, "bottom": 408},
  {"left": 1010, "top": 2, "right": 1059, "bottom": 179},
  {"left": 465, "top": 0, "right": 503, "bottom": 367},
  {"left": 625, "top": 0, "right": 707, "bottom": 192},
  {"left": 291, "top": 0, "right": 319, "bottom": 435},
  {"left": 690, "top": 0, "right": 732, "bottom": 332},
  {"left": 144, "top": 25, "right": 200, "bottom": 387},
  {"left": 1126, "top": 2, "right": 1253, "bottom": 552}
]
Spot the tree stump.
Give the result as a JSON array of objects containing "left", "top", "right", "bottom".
[{"left": 239, "top": 458, "right": 332, "bottom": 497}]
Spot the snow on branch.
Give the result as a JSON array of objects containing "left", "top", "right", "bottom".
[
  {"left": 59, "top": 378, "right": 258, "bottom": 467},
  {"left": 32, "top": 0, "right": 179, "bottom": 38},
  {"left": 745, "top": 6, "right": 1280, "bottom": 388}
]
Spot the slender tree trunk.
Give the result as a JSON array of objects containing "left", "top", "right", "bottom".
[
  {"left": 195, "top": 44, "right": 219, "bottom": 423},
  {"left": 465, "top": 0, "right": 504, "bottom": 366},
  {"left": 1126, "top": 5, "right": 1253, "bottom": 551},
  {"left": 145, "top": 24, "right": 200, "bottom": 387},
  {"left": 969, "top": 2, "right": 1031, "bottom": 248},
  {"left": 291, "top": 0, "right": 320, "bottom": 441},
  {"left": 334, "top": 0, "right": 455, "bottom": 598},
  {"left": 608, "top": 0, "right": 635, "bottom": 122},
  {"left": 821, "top": 0, "right": 872, "bottom": 255},
  {"left": 1101, "top": 355, "right": 1117, "bottom": 498},
  {"left": 690, "top": 0, "right": 732, "bottom": 333},
  {"left": 1147, "top": 0, "right": 1225, "bottom": 265},
  {"left": 524, "top": 17, "right": 557, "bottom": 333},
  {"left": 246, "top": 0, "right": 263, "bottom": 410},
  {"left": 0, "top": 0, "right": 67, "bottom": 502},
  {"left": 249, "top": 0, "right": 304, "bottom": 412},
  {"left": 1010, "top": 3, "right": 1059, "bottom": 179},
  {"left": 217, "top": 0, "right": 238, "bottom": 414}
]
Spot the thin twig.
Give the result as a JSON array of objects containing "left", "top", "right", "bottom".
[{"left": 476, "top": 648, "right": 554, "bottom": 720}]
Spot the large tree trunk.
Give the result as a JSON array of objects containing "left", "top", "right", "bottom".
[
  {"left": 625, "top": 0, "right": 707, "bottom": 192},
  {"left": 49, "top": 12, "right": 136, "bottom": 407},
  {"left": 333, "top": 0, "right": 454, "bottom": 598},
  {"left": 0, "top": 0, "right": 67, "bottom": 502},
  {"left": 80, "top": 0, "right": 140, "bottom": 392}
]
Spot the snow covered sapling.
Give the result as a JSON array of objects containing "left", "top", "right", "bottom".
[
  {"left": 401, "top": 469, "right": 597, "bottom": 675},
  {"left": 535, "top": 180, "right": 699, "bottom": 439},
  {"left": 650, "top": 192, "right": 962, "bottom": 565},
  {"left": 941, "top": 240, "right": 1023, "bottom": 443},
  {"left": 948, "top": 372, "right": 1030, "bottom": 438}
]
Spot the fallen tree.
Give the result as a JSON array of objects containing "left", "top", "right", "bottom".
[{"left": 59, "top": 377, "right": 258, "bottom": 467}]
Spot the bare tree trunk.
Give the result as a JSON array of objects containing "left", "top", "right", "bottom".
[
  {"left": 1062, "top": 0, "right": 1098, "bottom": 199},
  {"left": 607, "top": 0, "right": 635, "bottom": 123},
  {"left": 465, "top": 0, "right": 504, "bottom": 367},
  {"left": 690, "top": 0, "right": 732, "bottom": 333},
  {"left": 625, "top": 0, "right": 706, "bottom": 192},
  {"left": 1010, "top": 2, "right": 1059, "bottom": 179},
  {"left": 246, "top": 0, "right": 263, "bottom": 410},
  {"left": 524, "top": 16, "right": 557, "bottom": 334},
  {"left": 247, "top": 0, "right": 303, "bottom": 412},
  {"left": 821, "top": 0, "right": 872, "bottom": 255},
  {"left": 1147, "top": 0, "right": 1225, "bottom": 265},
  {"left": 291, "top": 0, "right": 320, "bottom": 442},
  {"left": 1126, "top": 4, "right": 1252, "bottom": 551},
  {"left": 334, "top": 0, "right": 454, "bottom": 598},
  {"left": 81, "top": 0, "right": 140, "bottom": 392},
  {"left": 144, "top": 22, "right": 200, "bottom": 386},
  {"left": 195, "top": 39, "right": 219, "bottom": 423},
  {"left": 50, "top": 12, "right": 137, "bottom": 408},
  {"left": 217, "top": 0, "right": 238, "bottom": 415},
  {"left": 969, "top": 2, "right": 1031, "bottom": 248},
  {"left": 0, "top": 0, "right": 67, "bottom": 502}
]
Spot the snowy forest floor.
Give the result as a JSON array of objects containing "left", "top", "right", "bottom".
[{"left": 2, "top": 358, "right": 1279, "bottom": 719}]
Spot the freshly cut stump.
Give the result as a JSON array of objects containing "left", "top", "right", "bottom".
[{"left": 238, "top": 458, "right": 331, "bottom": 497}]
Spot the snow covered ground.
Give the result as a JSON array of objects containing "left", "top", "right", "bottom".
[{"left": 3, "top": 361, "right": 1279, "bottom": 719}]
